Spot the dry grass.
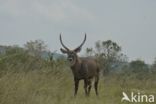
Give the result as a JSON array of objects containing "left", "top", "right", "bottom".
[
  {"left": 0, "top": 68, "right": 156, "bottom": 104},
  {"left": 0, "top": 52, "right": 156, "bottom": 104}
]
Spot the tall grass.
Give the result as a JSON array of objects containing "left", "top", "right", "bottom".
[
  {"left": 0, "top": 53, "right": 156, "bottom": 104},
  {"left": 1, "top": 70, "right": 156, "bottom": 104}
]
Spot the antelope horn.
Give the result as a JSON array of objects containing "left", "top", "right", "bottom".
[
  {"left": 74, "top": 33, "right": 87, "bottom": 50},
  {"left": 60, "top": 34, "right": 69, "bottom": 51}
]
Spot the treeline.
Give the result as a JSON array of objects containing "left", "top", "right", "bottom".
[
  {"left": 85, "top": 40, "right": 156, "bottom": 80},
  {"left": 0, "top": 40, "right": 66, "bottom": 77},
  {"left": 0, "top": 39, "right": 156, "bottom": 80}
]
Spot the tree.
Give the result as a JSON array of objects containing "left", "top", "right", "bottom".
[
  {"left": 85, "top": 48, "right": 94, "bottom": 56},
  {"left": 129, "top": 60, "right": 149, "bottom": 73},
  {"left": 24, "top": 40, "right": 47, "bottom": 58},
  {"left": 5, "top": 45, "right": 24, "bottom": 55},
  {"left": 96, "top": 40, "right": 124, "bottom": 74},
  {"left": 151, "top": 58, "right": 156, "bottom": 73},
  {"left": 129, "top": 60, "right": 149, "bottom": 80},
  {"left": 85, "top": 40, "right": 126, "bottom": 75}
]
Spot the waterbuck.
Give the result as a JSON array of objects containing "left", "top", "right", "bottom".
[{"left": 59, "top": 34, "right": 100, "bottom": 96}]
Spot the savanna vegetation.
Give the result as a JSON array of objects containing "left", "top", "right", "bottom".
[{"left": 0, "top": 39, "right": 156, "bottom": 104}]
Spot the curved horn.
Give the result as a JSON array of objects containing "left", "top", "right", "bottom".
[
  {"left": 74, "top": 33, "right": 87, "bottom": 51},
  {"left": 60, "top": 34, "right": 69, "bottom": 51}
]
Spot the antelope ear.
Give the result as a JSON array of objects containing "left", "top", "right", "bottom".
[
  {"left": 60, "top": 48, "right": 68, "bottom": 54},
  {"left": 74, "top": 47, "right": 81, "bottom": 53}
]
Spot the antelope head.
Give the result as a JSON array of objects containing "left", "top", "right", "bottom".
[{"left": 59, "top": 33, "right": 87, "bottom": 66}]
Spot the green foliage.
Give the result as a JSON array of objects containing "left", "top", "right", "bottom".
[
  {"left": 129, "top": 60, "right": 149, "bottom": 73},
  {"left": 0, "top": 40, "right": 156, "bottom": 104},
  {"left": 0, "top": 45, "right": 65, "bottom": 77},
  {"left": 24, "top": 40, "right": 48, "bottom": 57},
  {"left": 86, "top": 40, "right": 126, "bottom": 75},
  {"left": 85, "top": 48, "right": 94, "bottom": 57},
  {"left": 0, "top": 70, "right": 156, "bottom": 104},
  {"left": 120, "top": 60, "right": 150, "bottom": 80},
  {"left": 85, "top": 39, "right": 153, "bottom": 80},
  {"left": 151, "top": 58, "right": 156, "bottom": 73}
]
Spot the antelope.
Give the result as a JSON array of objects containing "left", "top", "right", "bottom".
[{"left": 59, "top": 33, "right": 100, "bottom": 96}]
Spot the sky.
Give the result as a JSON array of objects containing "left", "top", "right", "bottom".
[{"left": 0, "top": 0, "right": 156, "bottom": 64}]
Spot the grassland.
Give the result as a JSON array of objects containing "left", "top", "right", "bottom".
[
  {"left": 0, "top": 67, "right": 156, "bottom": 104},
  {"left": 0, "top": 52, "right": 156, "bottom": 104}
]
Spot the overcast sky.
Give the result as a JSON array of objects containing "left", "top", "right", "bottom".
[{"left": 0, "top": 0, "right": 156, "bottom": 64}]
